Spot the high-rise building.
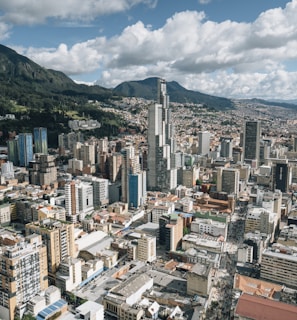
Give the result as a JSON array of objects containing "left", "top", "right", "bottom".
[
  {"left": 58, "top": 132, "right": 84, "bottom": 155},
  {"left": 74, "top": 142, "right": 96, "bottom": 173},
  {"left": 65, "top": 180, "right": 94, "bottom": 222},
  {"left": 25, "top": 219, "right": 75, "bottom": 282},
  {"left": 18, "top": 133, "right": 33, "bottom": 167},
  {"left": 159, "top": 213, "right": 183, "bottom": 251},
  {"left": 121, "top": 146, "right": 137, "bottom": 203},
  {"left": 217, "top": 167, "right": 240, "bottom": 195},
  {"left": 34, "top": 127, "right": 48, "bottom": 154},
  {"left": 107, "top": 153, "right": 122, "bottom": 182},
  {"left": 220, "top": 137, "right": 233, "bottom": 158},
  {"left": 79, "top": 175, "right": 109, "bottom": 208},
  {"left": 7, "top": 140, "right": 18, "bottom": 166},
  {"left": 29, "top": 154, "right": 57, "bottom": 186},
  {"left": 137, "top": 234, "right": 156, "bottom": 263},
  {"left": 243, "top": 121, "right": 261, "bottom": 166},
  {"left": 0, "top": 234, "right": 48, "bottom": 320},
  {"left": 147, "top": 79, "right": 177, "bottom": 191},
  {"left": 129, "top": 171, "right": 147, "bottom": 208},
  {"left": 274, "top": 162, "right": 291, "bottom": 193},
  {"left": 198, "top": 131, "right": 210, "bottom": 156}
]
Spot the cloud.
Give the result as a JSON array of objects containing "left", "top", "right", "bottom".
[
  {"left": 16, "top": 0, "right": 297, "bottom": 99},
  {"left": 0, "top": 0, "right": 157, "bottom": 24},
  {"left": 199, "top": 0, "right": 212, "bottom": 4},
  {"left": 0, "top": 19, "right": 11, "bottom": 40}
]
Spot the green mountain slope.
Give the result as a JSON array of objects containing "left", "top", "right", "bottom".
[
  {"left": 0, "top": 44, "right": 112, "bottom": 103},
  {"left": 113, "top": 77, "right": 235, "bottom": 110},
  {"left": 0, "top": 44, "right": 123, "bottom": 147}
]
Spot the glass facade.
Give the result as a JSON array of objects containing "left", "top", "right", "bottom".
[
  {"left": 34, "top": 127, "right": 48, "bottom": 154},
  {"left": 18, "top": 133, "right": 33, "bottom": 167}
]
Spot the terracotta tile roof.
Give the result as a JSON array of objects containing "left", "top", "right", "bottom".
[
  {"left": 235, "top": 293, "right": 297, "bottom": 320},
  {"left": 234, "top": 274, "right": 282, "bottom": 299}
]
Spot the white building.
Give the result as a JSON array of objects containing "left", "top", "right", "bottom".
[
  {"left": 55, "top": 257, "right": 82, "bottom": 293},
  {"left": 191, "top": 218, "right": 228, "bottom": 239},
  {"left": 198, "top": 131, "right": 210, "bottom": 156},
  {"left": 137, "top": 234, "right": 156, "bottom": 263},
  {"left": 65, "top": 180, "right": 94, "bottom": 223},
  {"left": 79, "top": 175, "right": 109, "bottom": 208},
  {"left": 151, "top": 201, "right": 175, "bottom": 224}
]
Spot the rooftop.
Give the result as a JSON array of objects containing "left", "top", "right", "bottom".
[{"left": 235, "top": 293, "right": 297, "bottom": 320}]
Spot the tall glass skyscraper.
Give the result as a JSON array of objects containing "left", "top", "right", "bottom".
[
  {"left": 18, "top": 133, "right": 33, "bottom": 167},
  {"left": 147, "top": 79, "right": 177, "bottom": 191},
  {"left": 34, "top": 127, "right": 48, "bottom": 154},
  {"left": 243, "top": 121, "right": 261, "bottom": 166}
]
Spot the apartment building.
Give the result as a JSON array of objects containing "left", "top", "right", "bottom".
[
  {"left": 0, "top": 234, "right": 48, "bottom": 320},
  {"left": 25, "top": 219, "right": 75, "bottom": 282}
]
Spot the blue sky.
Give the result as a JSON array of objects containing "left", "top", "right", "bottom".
[{"left": 0, "top": 0, "right": 296, "bottom": 100}]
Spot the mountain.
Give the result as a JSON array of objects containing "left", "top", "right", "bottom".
[
  {"left": 0, "top": 44, "right": 124, "bottom": 147},
  {"left": 0, "top": 44, "right": 112, "bottom": 102},
  {"left": 113, "top": 77, "right": 235, "bottom": 110},
  {"left": 243, "top": 98, "right": 297, "bottom": 109}
]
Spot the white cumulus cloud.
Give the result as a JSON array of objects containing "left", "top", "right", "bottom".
[{"left": 9, "top": 0, "right": 297, "bottom": 99}]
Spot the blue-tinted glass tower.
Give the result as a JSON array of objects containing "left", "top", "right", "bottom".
[
  {"left": 34, "top": 127, "right": 48, "bottom": 154},
  {"left": 18, "top": 133, "right": 33, "bottom": 167}
]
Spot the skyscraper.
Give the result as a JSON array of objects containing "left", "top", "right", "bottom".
[
  {"left": 220, "top": 137, "right": 233, "bottom": 158},
  {"left": 147, "top": 79, "right": 177, "bottom": 191},
  {"left": 34, "top": 127, "right": 48, "bottom": 154},
  {"left": 243, "top": 121, "right": 261, "bottom": 166},
  {"left": 18, "top": 133, "right": 33, "bottom": 167},
  {"left": 29, "top": 154, "right": 57, "bottom": 186},
  {"left": 274, "top": 162, "right": 291, "bottom": 193},
  {"left": 198, "top": 131, "right": 210, "bottom": 156},
  {"left": 217, "top": 167, "right": 240, "bottom": 195},
  {"left": 7, "top": 139, "right": 18, "bottom": 165}
]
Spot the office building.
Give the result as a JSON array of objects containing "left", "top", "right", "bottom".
[
  {"left": 274, "top": 162, "right": 291, "bottom": 193},
  {"left": 107, "top": 152, "right": 122, "bottom": 182},
  {"left": 259, "top": 139, "right": 272, "bottom": 165},
  {"left": 34, "top": 127, "right": 48, "bottom": 154},
  {"left": 159, "top": 213, "right": 183, "bottom": 251},
  {"left": 243, "top": 121, "right": 261, "bottom": 166},
  {"left": 198, "top": 131, "right": 210, "bottom": 156},
  {"left": 261, "top": 245, "right": 297, "bottom": 289},
  {"left": 65, "top": 180, "right": 94, "bottom": 222},
  {"left": 29, "top": 154, "right": 57, "bottom": 186},
  {"left": 147, "top": 78, "right": 177, "bottom": 192},
  {"left": 58, "top": 132, "right": 84, "bottom": 155},
  {"left": 1, "top": 161, "right": 14, "bottom": 180},
  {"left": 0, "top": 234, "right": 48, "bottom": 320},
  {"left": 25, "top": 219, "right": 75, "bottom": 282},
  {"left": 79, "top": 175, "right": 109, "bottom": 208},
  {"left": 121, "top": 145, "right": 137, "bottom": 203},
  {"left": 216, "top": 167, "right": 240, "bottom": 195},
  {"left": 18, "top": 133, "right": 33, "bottom": 167},
  {"left": 220, "top": 137, "right": 233, "bottom": 158},
  {"left": 73, "top": 142, "right": 96, "bottom": 173},
  {"left": 129, "top": 171, "right": 147, "bottom": 208},
  {"left": 7, "top": 140, "right": 18, "bottom": 166}
]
